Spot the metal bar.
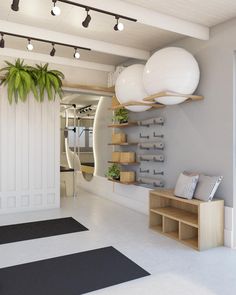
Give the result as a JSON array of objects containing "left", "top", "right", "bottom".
[
  {"left": 153, "top": 132, "right": 164, "bottom": 138},
  {"left": 73, "top": 107, "right": 76, "bottom": 198},
  {"left": 140, "top": 168, "right": 149, "bottom": 173},
  {"left": 153, "top": 170, "right": 164, "bottom": 176},
  {"left": 139, "top": 133, "right": 149, "bottom": 139},
  {"left": 57, "top": 0, "right": 137, "bottom": 22},
  {"left": 60, "top": 103, "right": 76, "bottom": 106},
  {"left": 0, "top": 31, "right": 91, "bottom": 51}
]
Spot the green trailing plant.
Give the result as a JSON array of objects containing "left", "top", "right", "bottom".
[
  {"left": 0, "top": 59, "right": 38, "bottom": 104},
  {"left": 113, "top": 108, "right": 129, "bottom": 124},
  {"left": 0, "top": 59, "right": 65, "bottom": 104},
  {"left": 31, "top": 63, "right": 64, "bottom": 102},
  {"left": 106, "top": 164, "right": 120, "bottom": 180}
]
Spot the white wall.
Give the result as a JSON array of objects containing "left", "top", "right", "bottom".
[{"left": 0, "top": 87, "right": 60, "bottom": 214}]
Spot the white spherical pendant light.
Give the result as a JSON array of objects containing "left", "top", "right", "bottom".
[
  {"left": 115, "top": 64, "right": 151, "bottom": 112},
  {"left": 143, "top": 47, "right": 200, "bottom": 105}
]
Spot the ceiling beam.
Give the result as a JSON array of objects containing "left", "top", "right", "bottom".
[
  {"left": 0, "top": 20, "right": 150, "bottom": 60},
  {"left": 73, "top": 0, "right": 210, "bottom": 40},
  {"left": 0, "top": 48, "right": 115, "bottom": 72}
]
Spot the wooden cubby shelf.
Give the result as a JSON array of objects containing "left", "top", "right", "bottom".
[{"left": 149, "top": 189, "right": 224, "bottom": 251}]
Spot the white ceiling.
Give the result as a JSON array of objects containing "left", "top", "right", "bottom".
[
  {"left": 0, "top": 0, "right": 236, "bottom": 66},
  {"left": 123, "top": 0, "right": 236, "bottom": 27},
  {"left": 0, "top": 0, "right": 183, "bottom": 65}
]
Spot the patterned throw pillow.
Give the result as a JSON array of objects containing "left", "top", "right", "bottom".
[
  {"left": 174, "top": 172, "right": 199, "bottom": 200},
  {"left": 194, "top": 174, "right": 223, "bottom": 201}
]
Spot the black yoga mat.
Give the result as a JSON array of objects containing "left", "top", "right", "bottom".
[
  {"left": 0, "top": 217, "right": 88, "bottom": 245},
  {"left": 0, "top": 246, "right": 150, "bottom": 295}
]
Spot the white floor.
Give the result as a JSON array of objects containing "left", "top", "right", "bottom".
[{"left": 0, "top": 189, "right": 236, "bottom": 295}]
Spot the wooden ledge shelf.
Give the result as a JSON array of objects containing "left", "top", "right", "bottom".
[
  {"left": 109, "top": 103, "right": 164, "bottom": 110},
  {"left": 149, "top": 189, "right": 224, "bottom": 251},
  {"left": 143, "top": 91, "right": 203, "bottom": 103},
  {"left": 109, "top": 92, "right": 203, "bottom": 111},
  {"left": 108, "top": 122, "right": 138, "bottom": 128},
  {"left": 108, "top": 142, "right": 138, "bottom": 146},
  {"left": 108, "top": 161, "right": 140, "bottom": 165}
]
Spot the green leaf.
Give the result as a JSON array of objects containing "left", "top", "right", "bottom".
[
  {"left": 7, "top": 83, "right": 14, "bottom": 104},
  {"left": 20, "top": 70, "right": 31, "bottom": 93},
  {"left": 14, "top": 72, "right": 21, "bottom": 89},
  {"left": 45, "top": 75, "right": 53, "bottom": 100},
  {"left": 31, "top": 82, "right": 39, "bottom": 101}
]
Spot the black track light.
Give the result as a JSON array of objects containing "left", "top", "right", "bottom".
[
  {"left": 51, "top": 0, "right": 61, "bottom": 16},
  {"left": 82, "top": 8, "right": 91, "bottom": 28},
  {"left": 11, "top": 0, "right": 20, "bottom": 11},
  {"left": 27, "top": 38, "right": 34, "bottom": 51},
  {"left": 50, "top": 43, "right": 56, "bottom": 56},
  {"left": 114, "top": 16, "right": 124, "bottom": 31},
  {"left": 74, "top": 48, "right": 80, "bottom": 59},
  {"left": 0, "top": 33, "right": 5, "bottom": 48}
]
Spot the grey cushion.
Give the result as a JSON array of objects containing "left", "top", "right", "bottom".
[
  {"left": 194, "top": 174, "right": 223, "bottom": 201},
  {"left": 174, "top": 172, "right": 199, "bottom": 200}
]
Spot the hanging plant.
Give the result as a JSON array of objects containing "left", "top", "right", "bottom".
[
  {"left": 31, "top": 63, "right": 64, "bottom": 102},
  {"left": 0, "top": 59, "right": 38, "bottom": 104}
]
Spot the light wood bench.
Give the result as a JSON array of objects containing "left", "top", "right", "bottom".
[{"left": 149, "top": 189, "right": 224, "bottom": 251}]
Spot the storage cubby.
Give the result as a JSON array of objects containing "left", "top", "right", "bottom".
[
  {"left": 149, "top": 212, "right": 163, "bottom": 233},
  {"left": 163, "top": 217, "right": 179, "bottom": 240},
  {"left": 149, "top": 189, "right": 224, "bottom": 251},
  {"left": 180, "top": 222, "right": 198, "bottom": 250}
]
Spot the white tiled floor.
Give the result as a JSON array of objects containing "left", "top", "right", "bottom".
[{"left": 0, "top": 189, "right": 236, "bottom": 295}]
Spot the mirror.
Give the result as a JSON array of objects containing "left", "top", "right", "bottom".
[{"left": 60, "top": 89, "right": 112, "bottom": 182}]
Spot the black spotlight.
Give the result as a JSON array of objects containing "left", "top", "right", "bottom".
[
  {"left": 114, "top": 16, "right": 124, "bottom": 31},
  {"left": 11, "top": 0, "right": 20, "bottom": 11},
  {"left": 82, "top": 8, "right": 91, "bottom": 28},
  {"left": 0, "top": 33, "right": 5, "bottom": 48},
  {"left": 51, "top": 0, "right": 61, "bottom": 16},
  {"left": 50, "top": 43, "right": 56, "bottom": 56}
]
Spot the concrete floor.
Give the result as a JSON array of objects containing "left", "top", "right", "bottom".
[{"left": 0, "top": 189, "right": 235, "bottom": 294}]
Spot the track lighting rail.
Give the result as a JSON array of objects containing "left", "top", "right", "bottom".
[
  {"left": 0, "top": 31, "right": 91, "bottom": 52},
  {"left": 56, "top": 0, "right": 137, "bottom": 22}
]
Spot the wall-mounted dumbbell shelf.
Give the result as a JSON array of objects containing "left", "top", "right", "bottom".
[
  {"left": 108, "top": 97, "right": 166, "bottom": 187},
  {"left": 149, "top": 189, "right": 224, "bottom": 251}
]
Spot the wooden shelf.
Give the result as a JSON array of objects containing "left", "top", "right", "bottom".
[
  {"left": 109, "top": 103, "right": 164, "bottom": 110},
  {"left": 149, "top": 189, "right": 224, "bottom": 251},
  {"left": 109, "top": 92, "right": 203, "bottom": 111},
  {"left": 108, "top": 179, "right": 137, "bottom": 185},
  {"left": 163, "top": 231, "right": 179, "bottom": 241},
  {"left": 108, "top": 122, "right": 138, "bottom": 128},
  {"left": 150, "top": 225, "right": 162, "bottom": 233},
  {"left": 108, "top": 161, "right": 140, "bottom": 165},
  {"left": 181, "top": 237, "right": 198, "bottom": 250},
  {"left": 143, "top": 91, "right": 203, "bottom": 103},
  {"left": 151, "top": 207, "right": 198, "bottom": 228},
  {"left": 108, "top": 142, "right": 138, "bottom": 146}
]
